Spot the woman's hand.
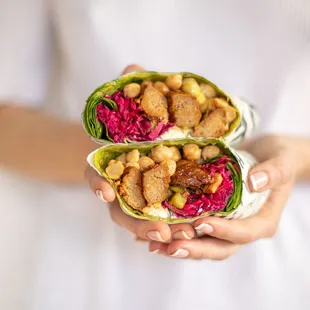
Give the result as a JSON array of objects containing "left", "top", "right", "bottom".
[{"left": 149, "top": 136, "right": 296, "bottom": 259}]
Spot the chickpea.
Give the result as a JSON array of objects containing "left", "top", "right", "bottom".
[
  {"left": 138, "top": 156, "right": 155, "bottom": 172},
  {"left": 141, "top": 80, "right": 153, "bottom": 93},
  {"left": 126, "top": 149, "right": 140, "bottom": 163},
  {"left": 115, "top": 153, "right": 127, "bottom": 164},
  {"left": 199, "top": 103, "right": 208, "bottom": 114},
  {"left": 182, "top": 78, "right": 206, "bottom": 105},
  {"left": 200, "top": 83, "right": 217, "bottom": 98},
  {"left": 214, "top": 98, "right": 229, "bottom": 108},
  {"left": 200, "top": 98, "right": 216, "bottom": 114},
  {"left": 125, "top": 162, "right": 140, "bottom": 170},
  {"left": 183, "top": 144, "right": 202, "bottom": 161},
  {"left": 123, "top": 83, "right": 141, "bottom": 98},
  {"left": 169, "top": 146, "right": 182, "bottom": 162},
  {"left": 164, "top": 159, "right": 177, "bottom": 176},
  {"left": 201, "top": 145, "right": 221, "bottom": 161},
  {"left": 223, "top": 106, "right": 237, "bottom": 123},
  {"left": 165, "top": 74, "right": 183, "bottom": 90},
  {"left": 106, "top": 160, "right": 125, "bottom": 180},
  {"left": 109, "top": 160, "right": 117, "bottom": 165},
  {"left": 154, "top": 81, "right": 170, "bottom": 95},
  {"left": 151, "top": 145, "right": 173, "bottom": 163}
]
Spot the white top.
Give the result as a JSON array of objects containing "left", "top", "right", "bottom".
[{"left": 0, "top": 0, "right": 310, "bottom": 309}]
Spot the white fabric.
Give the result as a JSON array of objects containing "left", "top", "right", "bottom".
[{"left": 0, "top": 0, "right": 310, "bottom": 309}]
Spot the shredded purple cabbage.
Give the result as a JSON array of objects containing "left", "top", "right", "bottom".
[
  {"left": 96, "top": 91, "right": 174, "bottom": 143},
  {"left": 163, "top": 157, "right": 235, "bottom": 218}
]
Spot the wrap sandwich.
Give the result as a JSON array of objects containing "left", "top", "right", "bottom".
[
  {"left": 87, "top": 139, "right": 268, "bottom": 223},
  {"left": 82, "top": 72, "right": 258, "bottom": 146}
]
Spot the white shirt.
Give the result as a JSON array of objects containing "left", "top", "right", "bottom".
[{"left": 0, "top": 0, "right": 310, "bottom": 309}]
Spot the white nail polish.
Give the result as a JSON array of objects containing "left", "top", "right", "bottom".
[
  {"left": 170, "top": 249, "right": 189, "bottom": 258},
  {"left": 150, "top": 249, "right": 160, "bottom": 254},
  {"left": 147, "top": 231, "right": 165, "bottom": 242},
  {"left": 96, "top": 190, "right": 107, "bottom": 202},
  {"left": 250, "top": 171, "right": 268, "bottom": 191},
  {"left": 195, "top": 223, "right": 214, "bottom": 234},
  {"left": 181, "top": 231, "right": 192, "bottom": 240},
  {"left": 173, "top": 231, "right": 192, "bottom": 240}
]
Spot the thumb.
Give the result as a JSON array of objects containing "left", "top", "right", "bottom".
[
  {"left": 248, "top": 152, "right": 295, "bottom": 192},
  {"left": 121, "top": 64, "right": 146, "bottom": 75},
  {"left": 84, "top": 166, "right": 116, "bottom": 202}
]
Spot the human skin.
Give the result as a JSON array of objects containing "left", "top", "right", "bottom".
[{"left": 0, "top": 105, "right": 97, "bottom": 183}]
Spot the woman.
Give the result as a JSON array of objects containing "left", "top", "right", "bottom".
[{"left": 1, "top": 0, "right": 310, "bottom": 309}]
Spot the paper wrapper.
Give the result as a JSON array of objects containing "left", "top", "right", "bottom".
[
  {"left": 87, "top": 139, "right": 269, "bottom": 223},
  {"left": 82, "top": 71, "right": 259, "bottom": 146},
  {"left": 224, "top": 97, "right": 260, "bottom": 148}
]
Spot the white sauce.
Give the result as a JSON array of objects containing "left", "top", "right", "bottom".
[
  {"left": 143, "top": 203, "right": 170, "bottom": 219},
  {"left": 158, "top": 126, "right": 192, "bottom": 140}
]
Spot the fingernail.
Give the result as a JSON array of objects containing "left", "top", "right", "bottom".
[
  {"left": 195, "top": 223, "right": 214, "bottom": 235},
  {"left": 96, "top": 190, "right": 107, "bottom": 202},
  {"left": 150, "top": 249, "right": 160, "bottom": 254},
  {"left": 170, "top": 249, "right": 189, "bottom": 258},
  {"left": 147, "top": 231, "right": 165, "bottom": 242},
  {"left": 173, "top": 231, "right": 192, "bottom": 240},
  {"left": 249, "top": 171, "right": 268, "bottom": 191}
]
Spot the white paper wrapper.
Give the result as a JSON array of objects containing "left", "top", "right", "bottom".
[
  {"left": 86, "top": 141, "right": 269, "bottom": 221},
  {"left": 224, "top": 97, "right": 260, "bottom": 148}
]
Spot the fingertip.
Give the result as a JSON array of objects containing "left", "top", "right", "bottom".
[
  {"left": 167, "top": 240, "right": 190, "bottom": 257},
  {"left": 248, "top": 170, "right": 269, "bottom": 192},
  {"left": 121, "top": 64, "right": 146, "bottom": 75},
  {"left": 194, "top": 217, "right": 234, "bottom": 239},
  {"left": 143, "top": 221, "right": 171, "bottom": 243},
  {"left": 194, "top": 223, "right": 214, "bottom": 237},
  {"left": 170, "top": 224, "right": 196, "bottom": 240},
  {"left": 99, "top": 181, "right": 116, "bottom": 202}
]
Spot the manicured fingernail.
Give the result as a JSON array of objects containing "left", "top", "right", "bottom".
[
  {"left": 147, "top": 231, "right": 165, "bottom": 242},
  {"left": 195, "top": 223, "right": 214, "bottom": 235},
  {"left": 170, "top": 249, "right": 189, "bottom": 258},
  {"left": 96, "top": 190, "right": 107, "bottom": 202},
  {"left": 150, "top": 249, "right": 160, "bottom": 254},
  {"left": 249, "top": 171, "right": 268, "bottom": 191},
  {"left": 173, "top": 231, "right": 192, "bottom": 240}
]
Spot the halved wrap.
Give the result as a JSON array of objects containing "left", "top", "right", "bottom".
[
  {"left": 87, "top": 139, "right": 268, "bottom": 223},
  {"left": 82, "top": 72, "right": 259, "bottom": 147}
]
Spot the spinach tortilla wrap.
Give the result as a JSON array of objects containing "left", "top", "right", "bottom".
[
  {"left": 87, "top": 139, "right": 268, "bottom": 223},
  {"left": 82, "top": 72, "right": 258, "bottom": 146}
]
